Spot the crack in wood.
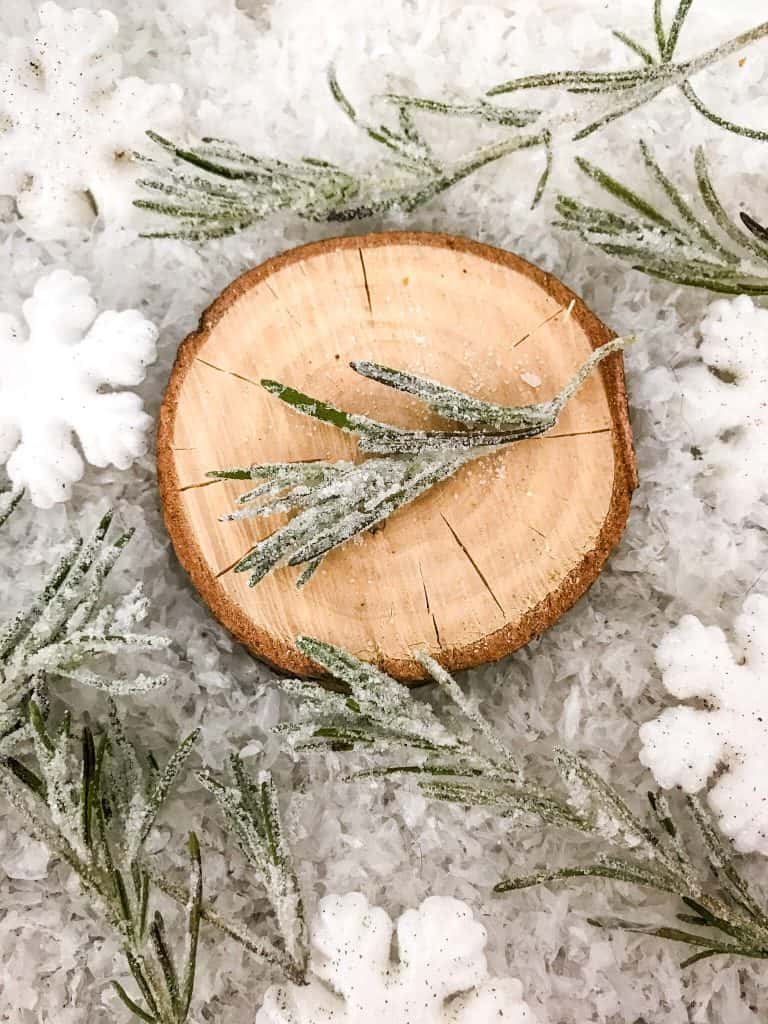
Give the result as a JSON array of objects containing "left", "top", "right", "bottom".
[
  {"left": 418, "top": 560, "right": 442, "bottom": 647},
  {"left": 358, "top": 249, "right": 373, "bottom": 315},
  {"left": 215, "top": 554, "right": 242, "bottom": 578},
  {"left": 178, "top": 478, "right": 217, "bottom": 492},
  {"left": 195, "top": 357, "right": 262, "bottom": 389},
  {"left": 439, "top": 513, "right": 506, "bottom": 618},
  {"left": 264, "top": 280, "right": 302, "bottom": 325},
  {"left": 540, "top": 427, "right": 611, "bottom": 440},
  {"left": 513, "top": 301, "right": 574, "bottom": 348}
]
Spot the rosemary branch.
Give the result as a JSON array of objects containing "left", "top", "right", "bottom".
[
  {"left": 135, "top": 1, "right": 768, "bottom": 239},
  {"left": 209, "top": 336, "right": 628, "bottom": 588},
  {"left": 0, "top": 506, "right": 169, "bottom": 754},
  {"left": 276, "top": 638, "right": 768, "bottom": 966},
  {"left": 0, "top": 699, "right": 201, "bottom": 1024},
  {"left": 1, "top": 699, "right": 311, "bottom": 1020},
  {"left": 197, "top": 756, "right": 309, "bottom": 978},
  {"left": 556, "top": 142, "right": 768, "bottom": 294}
]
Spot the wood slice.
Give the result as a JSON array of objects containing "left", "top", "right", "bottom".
[{"left": 157, "top": 232, "right": 636, "bottom": 682}]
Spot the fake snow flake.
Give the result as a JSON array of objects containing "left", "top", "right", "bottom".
[
  {"left": 639, "top": 595, "right": 768, "bottom": 855},
  {"left": 0, "top": 3, "right": 182, "bottom": 235},
  {"left": 0, "top": 269, "right": 157, "bottom": 507},
  {"left": 256, "top": 892, "right": 537, "bottom": 1023},
  {"left": 678, "top": 295, "right": 768, "bottom": 524}
]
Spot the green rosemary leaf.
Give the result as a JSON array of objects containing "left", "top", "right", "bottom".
[
  {"left": 662, "top": 0, "right": 695, "bottom": 61},
  {"left": 180, "top": 833, "right": 202, "bottom": 1021},
  {"left": 531, "top": 129, "right": 553, "bottom": 209},
  {"left": 487, "top": 67, "right": 655, "bottom": 97},
  {"left": 681, "top": 82, "right": 768, "bottom": 142},
  {"left": 653, "top": 0, "right": 666, "bottom": 56},
  {"left": 686, "top": 795, "right": 768, "bottom": 928},
  {"left": 124, "top": 949, "right": 161, "bottom": 1019},
  {"left": 574, "top": 156, "right": 688, "bottom": 239},
  {"left": 80, "top": 726, "right": 97, "bottom": 851},
  {"left": 1, "top": 755, "right": 46, "bottom": 798},
  {"left": 111, "top": 980, "right": 158, "bottom": 1024},
  {"left": 416, "top": 651, "right": 519, "bottom": 772},
  {"left": 328, "top": 66, "right": 357, "bottom": 123},
  {"left": 0, "top": 489, "right": 23, "bottom": 529},
  {"left": 150, "top": 910, "right": 182, "bottom": 1018},
  {"left": 260, "top": 379, "right": 382, "bottom": 437},
  {"left": 384, "top": 93, "right": 541, "bottom": 129},
  {"left": 134, "top": 728, "right": 200, "bottom": 856},
  {"left": 495, "top": 858, "right": 681, "bottom": 895},
  {"left": 638, "top": 140, "right": 739, "bottom": 261},
  {"left": 612, "top": 29, "right": 656, "bottom": 65},
  {"left": 741, "top": 212, "right": 768, "bottom": 246},
  {"left": 679, "top": 949, "right": 722, "bottom": 968}
]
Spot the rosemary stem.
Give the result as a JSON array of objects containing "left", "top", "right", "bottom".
[{"left": 683, "top": 20, "right": 768, "bottom": 78}]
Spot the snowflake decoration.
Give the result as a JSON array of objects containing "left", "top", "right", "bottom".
[
  {"left": 0, "top": 3, "right": 182, "bottom": 235},
  {"left": 0, "top": 269, "right": 157, "bottom": 507},
  {"left": 677, "top": 295, "right": 768, "bottom": 524},
  {"left": 256, "top": 892, "right": 537, "bottom": 1023},
  {"left": 639, "top": 595, "right": 768, "bottom": 855}
]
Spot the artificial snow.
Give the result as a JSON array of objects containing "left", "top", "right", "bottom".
[
  {"left": 640, "top": 596, "right": 768, "bottom": 856},
  {"left": 256, "top": 892, "right": 537, "bottom": 1023},
  {"left": 0, "top": 269, "right": 157, "bottom": 507},
  {"left": 0, "top": 1, "right": 767, "bottom": 1022}
]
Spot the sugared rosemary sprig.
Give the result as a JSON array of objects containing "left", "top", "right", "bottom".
[
  {"left": 556, "top": 143, "right": 768, "bottom": 294},
  {"left": 0, "top": 699, "right": 202, "bottom": 1024},
  {"left": 1, "top": 698, "right": 312, "bottom": 1021},
  {"left": 135, "top": 1, "right": 768, "bottom": 240},
  {"left": 485, "top": 0, "right": 768, "bottom": 143},
  {"left": 276, "top": 637, "right": 768, "bottom": 967},
  {"left": 197, "top": 756, "right": 309, "bottom": 979},
  {"left": 209, "top": 337, "right": 628, "bottom": 588},
  {"left": 0, "top": 507, "right": 170, "bottom": 755}
]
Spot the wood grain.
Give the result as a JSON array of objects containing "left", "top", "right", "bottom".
[{"left": 157, "top": 232, "right": 637, "bottom": 681}]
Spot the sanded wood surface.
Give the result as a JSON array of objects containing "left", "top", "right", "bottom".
[{"left": 157, "top": 232, "right": 636, "bottom": 681}]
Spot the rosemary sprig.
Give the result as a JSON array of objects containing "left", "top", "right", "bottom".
[
  {"left": 0, "top": 508, "right": 170, "bottom": 754},
  {"left": 0, "top": 699, "right": 201, "bottom": 1023},
  {"left": 135, "top": 71, "right": 546, "bottom": 239},
  {"left": 486, "top": 1, "right": 768, "bottom": 143},
  {"left": 2, "top": 698, "right": 312, "bottom": 1021},
  {"left": 197, "top": 757, "right": 309, "bottom": 978},
  {"left": 209, "top": 337, "right": 628, "bottom": 588},
  {"left": 135, "top": 1, "right": 768, "bottom": 239},
  {"left": 556, "top": 142, "right": 768, "bottom": 294},
  {"left": 277, "top": 638, "right": 768, "bottom": 966}
]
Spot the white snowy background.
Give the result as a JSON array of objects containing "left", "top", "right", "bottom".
[{"left": 1, "top": 0, "right": 767, "bottom": 1021}]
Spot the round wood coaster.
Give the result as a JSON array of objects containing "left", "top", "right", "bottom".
[{"left": 157, "top": 232, "right": 636, "bottom": 682}]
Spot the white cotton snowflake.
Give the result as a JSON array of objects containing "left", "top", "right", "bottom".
[
  {"left": 256, "top": 893, "right": 537, "bottom": 1024},
  {"left": 0, "top": 3, "right": 182, "bottom": 235},
  {"left": 0, "top": 269, "right": 157, "bottom": 507},
  {"left": 639, "top": 595, "right": 768, "bottom": 855},
  {"left": 678, "top": 295, "right": 768, "bottom": 524}
]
